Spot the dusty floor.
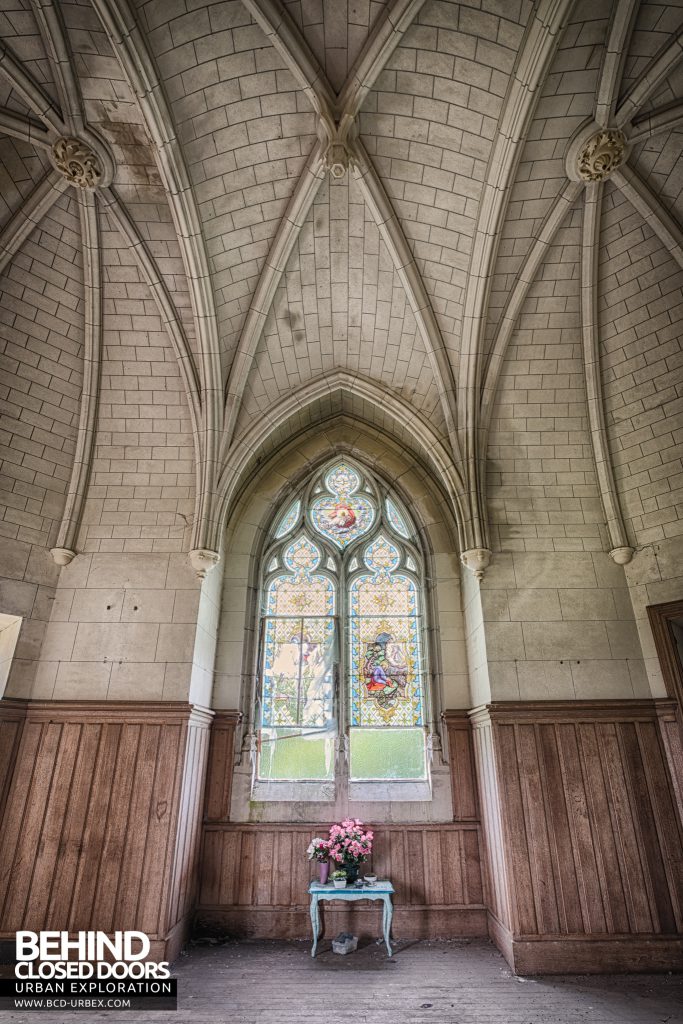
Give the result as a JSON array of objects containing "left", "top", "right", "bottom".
[{"left": 3, "top": 937, "right": 683, "bottom": 1023}]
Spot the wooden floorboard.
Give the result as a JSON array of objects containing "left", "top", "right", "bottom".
[{"left": 2, "top": 938, "right": 682, "bottom": 1023}]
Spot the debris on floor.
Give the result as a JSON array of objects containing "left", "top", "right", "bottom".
[{"left": 332, "top": 932, "right": 358, "bottom": 955}]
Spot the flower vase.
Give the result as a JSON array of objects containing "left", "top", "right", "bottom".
[
  {"left": 318, "top": 861, "right": 330, "bottom": 884},
  {"left": 344, "top": 863, "right": 359, "bottom": 884}
]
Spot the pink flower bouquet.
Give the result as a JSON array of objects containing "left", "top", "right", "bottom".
[{"left": 327, "top": 818, "right": 373, "bottom": 868}]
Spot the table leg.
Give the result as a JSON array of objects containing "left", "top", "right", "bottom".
[
  {"left": 310, "top": 896, "right": 320, "bottom": 958},
  {"left": 383, "top": 896, "right": 393, "bottom": 957}
]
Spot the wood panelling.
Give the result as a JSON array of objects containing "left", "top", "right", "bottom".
[
  {"left": 506, "top": 936, "right": 683, "bottom": 975},
  {"left": 0, "top": 699, "right": 212, "bottom": 960},
  {"left": 656, "top": 701, "right": 683, "bottom": 824},
  {"left": 471, "top": 699, "right": 683, "bottom": 974},
  {"left": 442, "top": 710, "right": 479, "bottom": 820},
  {"left": 195, "top": 711, "right": 487, "bottom": 941},
  {"left": 203, "top": 710, "right": 241, "bottom": 822},
  {"left": 0, "top": 700, "right": 24, "bottom": 826},
  {"left": 6, "top": 696, "right": 680, "bottom": 970},
  {"left": 196, "top": 823, "right": 487, "bottom": 940}
]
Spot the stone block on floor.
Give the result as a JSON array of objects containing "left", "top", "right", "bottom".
[{"left": 332, "top": 933, "right": 358, "bottom": 955}]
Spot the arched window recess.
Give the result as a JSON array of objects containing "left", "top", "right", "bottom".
[{"left": 254, "top": 459, "right": 432, "bottom": 800}]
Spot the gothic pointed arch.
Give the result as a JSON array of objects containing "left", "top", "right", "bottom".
[{"left": 255, "top": 454, "right": 430, "bottom": 790}]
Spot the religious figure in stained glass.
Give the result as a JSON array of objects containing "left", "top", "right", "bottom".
[
  {"left": 310, "top": 462, "right": 375, "bottom": 548},
  {"left": 363, "top": 631, "right": 409, "bottom": 707},
  {"left": 257, "top": 460, "right": 429, "bottom": 784},
  {"left": 261, "top": 535, "right": 335, "bottom": 730},
  {"left": 349, "top": 535, "right": 423, "bottom": 728}
]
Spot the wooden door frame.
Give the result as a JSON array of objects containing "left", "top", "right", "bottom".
[{"left": 647, "top": 599, "right": 683, "bottom": 711}]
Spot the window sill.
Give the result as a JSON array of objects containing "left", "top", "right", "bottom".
[
  {"left": 249, "top": 779, "right": 432, "bottom": 803},
  {"left": 349, "top": 781, "right": 432, "bottom": 802},
  {"left": 251, "top": 780, "right": 336, "bottom": 802}
]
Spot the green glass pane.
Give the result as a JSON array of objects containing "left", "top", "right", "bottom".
[
  {"left": 349, "top": 727, "right": 426, "bottom": 781},
  {"left": 258, "top": 728, "right": 334, "bottom": 781}
]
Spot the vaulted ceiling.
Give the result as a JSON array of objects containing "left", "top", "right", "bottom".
[{"left": 0, "top": 0, "right": 682, "bottom": 567}]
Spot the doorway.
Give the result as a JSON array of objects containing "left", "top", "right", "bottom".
[{"left": 647, "top": 599, "right": 683, "bottom": 714}]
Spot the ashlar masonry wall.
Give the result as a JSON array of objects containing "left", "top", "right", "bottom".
[
  {"left": 483, "top": 208, "right": 648, "bottom": 702},
  {"left": 0, "top": 190, "right": 84, "bottom": 698}
]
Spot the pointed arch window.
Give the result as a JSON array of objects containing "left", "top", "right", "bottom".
[
  {"left": 256, "top": 459, "right": 429, "bottom": 793},
  {"left": 260, "top": 535, "right": 336, "bottom": 781}
]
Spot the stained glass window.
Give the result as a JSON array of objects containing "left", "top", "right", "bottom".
[
  {"left": 274, "top": 498, "right": 301, "bottom": 538},
  {"left": 256, "top": 460, "right": 429, "bottom": 787},
  {"left": 310, "top": 462, "right": 375, "bottom": 549},
  {"left": 348, "top": 535, "right": 426, "bottom": 781},
  {"left": 386, "top": 497, "right": 411, "bottom": 539},
  {"left": 349, "top": 536, "right": 423, "bottom": 728},
  {"left": 260, "top": 535, "right": 335, "bottom": 781},
  {"left": 261, "top": 616, "right": 335, "bottom": 727}
]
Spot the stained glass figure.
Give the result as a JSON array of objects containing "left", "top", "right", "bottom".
[
  {"left": 261, "top": 616, "right": 335, "bottom": 728},
  {"left": 274, "top": 498, "right": 301, "bottom": 538},
  {"left": 310, "top": 461, "right": 375, "bottom": 549},
  {"left": 258, "top": 460, "right": 428, "bottom": 786},
  {"left": 349, "top": 534, "right": 424, "bottom": 728},
  {"left": 386, "top": 497, "right": 411, "bottom": 539},
  {"left": 262, "top": 535, "right": 335, "bottom": 730}
]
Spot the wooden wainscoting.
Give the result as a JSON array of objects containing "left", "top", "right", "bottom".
[
  {"left": 203, "top": 710, "right": 242, "bottom": 823},
  {"left": 471, "top": 699, "right": 683, "bottom": 974},
  {"left": 195, "top": 709, "right": 487, "bottom": 941},
  {"left": 0, "top": 700, "right": 24, "bottom": 827},
  {"left": 656, "top": 701, "right": 683, "bottom": 824},
  {"left": 442, "top": 710, "right": 480, "bottom": 821},
  {"left": 196, "top": 823, "right": 487, "bottom": 940},
  {"left": 0, "top": 699, "right": 213, "bottom": 961}
]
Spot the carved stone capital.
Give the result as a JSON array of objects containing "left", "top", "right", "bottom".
[
  {"left": 566, "top": 122, "right": 629, "bottom": 183},
  {"left": 50, "top": 136, "right": 113, "bottom": 189},
  {"left": 189, "top": 548, "right": 220, "bottom": 579},
  {"left": 460, "top": 548, "right": 491, "bottom": 580}
]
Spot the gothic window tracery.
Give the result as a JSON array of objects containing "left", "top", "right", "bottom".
[{"left": 256, "top": 459, "right": 429, "bottom": 786}]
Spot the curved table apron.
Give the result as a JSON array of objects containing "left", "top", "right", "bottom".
[{"left": 308, "top": 881, "right": 395, "bottom": 957}]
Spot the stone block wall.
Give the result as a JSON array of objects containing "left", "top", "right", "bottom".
[
  {"left": 0, "top": 190, "right": 84, "bottom": 697},
  {"left": 21, "top": 551, "right": 202, "bottom": 703}
]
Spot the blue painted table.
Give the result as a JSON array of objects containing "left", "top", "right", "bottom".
[{"left": 308, "top": 880, "right": 395, "bottom": 957}]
